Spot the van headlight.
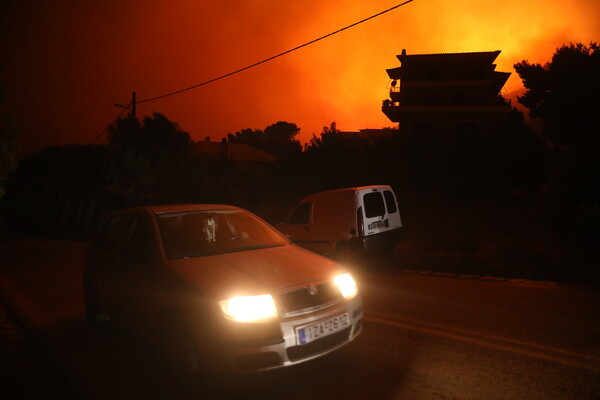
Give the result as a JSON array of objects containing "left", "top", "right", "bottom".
[
  {"left": 219, "top": 294, "right": 277, "bottom": 322},
  {"left": 334, "top": 273, "right": 358, "bottom": 299}
]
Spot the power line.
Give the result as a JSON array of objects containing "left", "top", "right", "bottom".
[
  {"left": 137, "top": 0, "right": 414, "bottom": 104},
  {"left": 89, "top": 102, "right": 131, "bottom": 144}
]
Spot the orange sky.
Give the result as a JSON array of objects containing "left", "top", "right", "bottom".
[{"left": 1, "top": 0, "right": 598, "bottom": 157}]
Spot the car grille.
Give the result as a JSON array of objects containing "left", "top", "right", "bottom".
[{"left": 277, "top": 282, "right": 343, "bottom": 316}]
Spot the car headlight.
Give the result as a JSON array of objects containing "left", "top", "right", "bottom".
[
  {"left": 334, "top": 273, "right": 358, "bottom": 299},
  {"left": 219, "top": 294, "right": 277, "bottom": 322}
]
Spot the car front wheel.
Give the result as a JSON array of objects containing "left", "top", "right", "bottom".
[
  {"left": 83, "top": 278, "right": 109, "bottom": 326},
  {"left": 160, "top": 314, "right": 203, "bottom": 379}
]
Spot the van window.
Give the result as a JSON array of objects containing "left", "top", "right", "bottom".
[
  {"left": 288, "top": 203, "right": 311, "bottom": 225},
  {"left": 383, "top": 190, "right": 397, "bottom": 213},
  {"left": 363, "top": 192, "right": 385, "bottom": 218}
]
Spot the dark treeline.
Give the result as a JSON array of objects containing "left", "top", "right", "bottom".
[
  {"left": 1, "top": 43, "right": 598, "bottom": 283},
  {"left": 0, "top": 112, "right": 545, "bottom": 231}
]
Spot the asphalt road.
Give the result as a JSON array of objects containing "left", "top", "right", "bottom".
[{"left": 1, "top": 238, "right": 599, "bottom": 400}]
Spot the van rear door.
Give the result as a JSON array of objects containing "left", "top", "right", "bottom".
[
  {"left": 361, "top": 190, "right": 388, "bottom": 236},
  {"left": 382, "top": 188, "right": 402, "bottom": 229},
  {"left": 359, "top": 188, "right": 401, "bottom": 237}
]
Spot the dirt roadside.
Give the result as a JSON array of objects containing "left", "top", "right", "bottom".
[
  {"left": 0, "top": 298, "right": 78, "bottom": 399},
  {"left": 0, "top": 238, "right": 87, "bottom": 400}
]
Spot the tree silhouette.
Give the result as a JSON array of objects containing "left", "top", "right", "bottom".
[
  {"left": 516, "top": 43, "right": 600, "bottom": 276},
  {"left": 516, "top": 42, "right": 600, "bottom": 205},
  {"left": 227, "top": 121, "right": 302, "bottom": 160},
  {"left": 106, "top": 113, "right": 192, "bottom": 205},
  {"left": 3, "top": 144, "right": 110, "bottom": 234},
  {"left": 227, "top": 128, "right": 265, "bottom": 150},
  {"left": 488, "top": 110, "right": 547, "bottom": 195},
  {"left": 263, "top": 121, "right": 302, "bottom": 159},
  {"left": 304, "top": 122, "right": 381, "bottom": 192},
  {"left": 0, "top": 82, "right": 20, "bottom": 199},
  {"left": 514, "top": 42, "right": 599, "bottom": 148}
]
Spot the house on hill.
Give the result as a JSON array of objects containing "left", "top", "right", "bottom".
[
  {"left": 337, "top": 128, "right": 398, "bottom": 144},
  {"left": 188, "top": 139, "right": 276, "bottom": 176},
  {"left": 189, "top": 139, "right": 276, "bottom": 163},
  {"left": 382, "top": 49, "right": 511, "bottom": 136}
]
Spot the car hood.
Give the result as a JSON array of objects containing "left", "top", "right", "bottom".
[{"left": 167, "top": 244, "right": 345, "bottom": 300}]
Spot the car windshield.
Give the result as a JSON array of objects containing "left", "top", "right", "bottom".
[{"left": 157, "top": 209, "right": 289, "bottom": 259}]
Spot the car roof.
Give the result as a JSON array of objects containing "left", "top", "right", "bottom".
[
  {"left": 301, "top": 185, "right": 392, "bottom": 201},
  {"left": 112, "top": 204, "right": 241, "bottom": 216}
]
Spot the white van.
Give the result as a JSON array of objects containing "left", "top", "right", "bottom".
[{"left": 276, "top": 185, "right": 402, "bottom": 257}]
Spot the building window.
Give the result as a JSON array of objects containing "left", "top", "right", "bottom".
[{"left": 426, "top": 93, "right": 440, "bottom": 105}]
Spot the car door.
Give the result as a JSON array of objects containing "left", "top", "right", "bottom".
[
  {"left": 89, "top": 214, "right": 134, "bottom": 320},
  {"left": 279, "top": 202, "right": 316, "bottom": 250},
  {"left": 115, "top": 213, "right": 161, "bottom": 333}
]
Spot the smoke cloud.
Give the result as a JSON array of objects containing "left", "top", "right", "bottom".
[{"left": 1, "top": 0, "right": 598, "bottom": 155}]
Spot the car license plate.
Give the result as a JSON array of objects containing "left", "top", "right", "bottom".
[
  {"left": 296, "top": 313, "right": 350, "bottom": 345},
  {"left": 368, "top": 219, "right": 388, "bottom": 230}
]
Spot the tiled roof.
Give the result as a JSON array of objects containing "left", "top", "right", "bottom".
[
  {"left": 399, "top": 50, "right": 501, "bottom": 57},
  {"left": 397, "top": 50, "right": 502, "bottom": 63},
  {"left": 189, "top": 141, "right": 276, "bottom": 162}
]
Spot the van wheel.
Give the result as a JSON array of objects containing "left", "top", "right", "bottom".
[{"left": 335, "top": 241, "right": 352, "bottom": 261}]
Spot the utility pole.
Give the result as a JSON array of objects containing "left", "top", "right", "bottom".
[
  {"left": 114, "top": 91, "right": 137, "bottom": 118},
  {"left": 131, "top": 91, "right": 136, "bottom": 119}
]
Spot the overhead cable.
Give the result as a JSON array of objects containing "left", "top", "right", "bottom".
[{"left": 137, "top": 0, "right": 415, "bottom": 104}]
